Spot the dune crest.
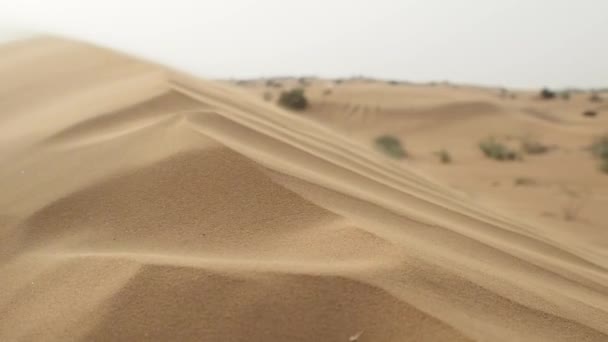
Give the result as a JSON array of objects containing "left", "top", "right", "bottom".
[{"left": 1, "top": 37, "right": 607, "bottom": 341}]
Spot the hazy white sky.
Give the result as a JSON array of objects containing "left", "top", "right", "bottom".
[{"left": 1, "top": 0, "right": 607, "bottom": 88}]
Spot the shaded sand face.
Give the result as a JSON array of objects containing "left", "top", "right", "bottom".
[{"left": 1, "top": 38, "right": 607, "bottom": 341}]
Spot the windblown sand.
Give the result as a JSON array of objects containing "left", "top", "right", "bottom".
[{"left": 1, "top": 37, "right": 607, "bottom": 341}]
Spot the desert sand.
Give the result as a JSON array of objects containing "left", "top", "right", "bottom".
[{"left": 1, "top": 37, "right": 607, "bottom": 341}]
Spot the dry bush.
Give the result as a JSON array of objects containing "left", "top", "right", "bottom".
[
  {"left": 479, "top": 138, "right": 520, "bottom": 161},
  {"left": 520, "top": 138, "right": 551, "bottom": 155},
  {"left": 434, "top": 149, "right": 452, "bottom": 164}
]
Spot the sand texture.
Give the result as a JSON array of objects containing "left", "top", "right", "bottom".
[{"left": 1, "top": 37, "right": 607, "bottom": 341}]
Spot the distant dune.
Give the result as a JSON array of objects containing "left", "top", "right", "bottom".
[{"left": 1, "top": 37, "right": 607, "bottom": 341}]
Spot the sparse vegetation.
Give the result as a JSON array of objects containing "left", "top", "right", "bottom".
[
  {"left": 265, "top": 79, "right": 282, "bottom": 88},
  {"left": 590, "top": 92, "right": 603, "bottom": 102},
  {"left": 601, "top": 160, "right": 608, "bottom": 174},
  {"left": 434, "top": 149, "right": 452, "bottom": 164},
  {"left": 498, "top": 88, "right": 517, "bottom": 99},
  {"left": 514, "top": 177, "right": 536, "bottom": 186},
  {"left": 479, "top": 138, "right": 519, "bottom": 161},
  {"left": 560, "top": 91, "right": 570, "bottom": 100},
  {"left": 298, "top": 77, "right": 310, "bottom": 87},
  {"left": 591, "top": 135, "right": 608, "bottom": 173},
  {"left": 583, "top": 110, "right": 597, "bottom": 118},
  {"left": 323, "top": 88, "right": 332, "bottom": 96},
  {"left": 278, "top": 88, "right": 309, "bottom": 110},
  {"left": 521, "top": 138, "right": 551, "bottom": 155},
  {"left": 591, "top": 135, "right": 608, "bottom": 160},
  {"left": 375, "top": 135, "right": 407, "bottom": 159},
  {"left": 540, "top": 88, "right": 556, "bottom": 100}
]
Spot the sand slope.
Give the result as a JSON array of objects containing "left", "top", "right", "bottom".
[{"left": 1, "top": 37, "right": 607, "bottom": 341}]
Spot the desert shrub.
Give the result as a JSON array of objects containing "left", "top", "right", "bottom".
[
  {"left": 263, "top": 91, "right": 273, "bottom": 102},
  {"left": 278, "top": 88, "right": 308, "bottom": 110},
  {"left": 375, "top": 135, "right": 407, "bottom": 159},
  {"left": 323, "top": 88, "right": 333, "bottom": 96},
  {"left": 591, "top": 135, "right": 608, "bottom": 174},
  {"left": 265, "top": 80, "right": 282, "bottom": 88},
  {"left": 434, "top": 149, "right": 452, "bottom": 164},
  {"left": 479, "top": 138, "right": 519, "bottom": 161},
  {"left": 560, "top": 91, "right": 571, "bottom": 100},
  {"left": 591, "top": 135, "right": 608, "bottom": 160},
  {"left": 387, "top": 80, "right": 400, "bottom": 86},
  {"left": 583, "top": 110, "right": 597, "bottom": 118},
  {"left": 540, "top": 88, "right": 556, "bottom": 99},
  {"left": 514, "top": 177, "right": 536, "bottom": 186},
  {"left": 590, "top": 93, "right": 603, "bottom": 102},
  {"left": 601, "top": 159, "right": 608, "bottom": 174},
  {"left": 298, "top": 77, "right": 310, "bottom": 87},
  {"left": 521, "top": 138, "right": 550, "bottom": 155}
]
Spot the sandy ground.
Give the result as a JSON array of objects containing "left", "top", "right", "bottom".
[{"left": 1, "top": 37, "right": 607, "bottom": 341}]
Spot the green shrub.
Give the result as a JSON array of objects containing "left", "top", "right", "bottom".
[
  {"left": 540, "top": 88, "right": 556, "bottom": 99},
  {"left": 479, "top": 138, "right": 519, "bottom": 161},
  {"left": 434, "top": 149, "right": 452, "bottom": 164},
  {"left": 591, "top": 135, "right": 608, "bottom": 160},
  {"left": 278, "top": 88, "right": 308, "bottom": 110},
  {"left": 590, "top": 135, "right": 608, "bottom": 174},
  {"left": 375, "top": 135, "right": 407, "bottom": 159}
]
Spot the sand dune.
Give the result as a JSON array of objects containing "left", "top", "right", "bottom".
[{"left": 1, "top": 37, "right": 607, "bottom": 341}]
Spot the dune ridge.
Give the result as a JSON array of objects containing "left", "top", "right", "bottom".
[{"left": 1, "top": 37, "right": 607, "bottom": 341}]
